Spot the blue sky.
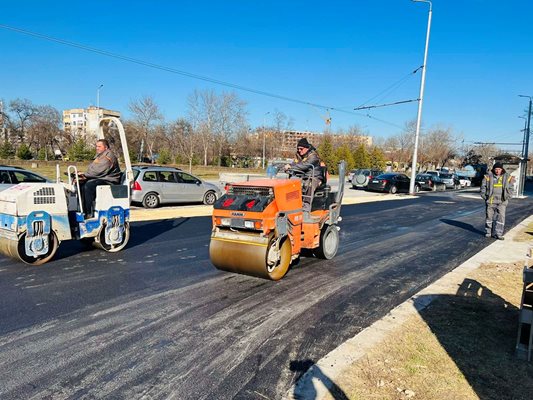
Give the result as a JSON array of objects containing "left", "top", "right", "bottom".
[{"left": 1, "top": 0, "right": 532, "bottom": 149}]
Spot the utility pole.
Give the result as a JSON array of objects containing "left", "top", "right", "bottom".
[
  {"left": 519, "top": 95, "right": 532, "bottom": 197},
  {"left": 262, "top": 111, "right": 270, "bottom": 169},
  {"left": 409, "top": 0, "right": 433, "bottom": 195}
]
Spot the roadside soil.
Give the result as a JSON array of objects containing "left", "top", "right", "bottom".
[{"left": 324, "top": 224, "right": 533, "bottom": 400}]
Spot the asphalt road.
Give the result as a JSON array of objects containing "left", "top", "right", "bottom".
[{"left": 0, "top": 190, "right": 532, "bottom": 399}]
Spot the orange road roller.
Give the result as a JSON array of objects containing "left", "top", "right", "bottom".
[{"left": 209, "top": 162, "right": 345, "bottom": 280}]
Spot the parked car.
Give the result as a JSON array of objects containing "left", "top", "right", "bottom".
[
  {"left": 439, "top": 173, "right": 461, "bottom": 190},
  {"left": 414, "top": 173, "right": 446, "bottom": 192},
  {"left": 457, "top": 175, "right": 472, "bottom": 187},
  {"left": 347, "top": 169, "right": 359, "bottom": 183},
  {"left": 352, "top": 169, "right": 385, "bottom": 189},
  {"left": 131, "top": 166, "right": 222, "bottom": 208},
  {"left": 0, "top": 165, "right": 51, "bottom": 191},
  {"left": 366, "top": 173, "right": 410, "bottom": 194}
]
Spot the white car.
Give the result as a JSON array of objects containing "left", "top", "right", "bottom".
[
  {"left": 458, "top": 176, "right": 471, "bottom": 187},
  {"left": 0, "top": 165, "right": 51, "bottom": 191}
]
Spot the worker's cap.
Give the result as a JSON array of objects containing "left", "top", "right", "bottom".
[
  {"left": 297, "top": 138, "right": 311, "bottom": 149},
  {"left": 492, "top": 162, "right": 505, "bottom": 173}
]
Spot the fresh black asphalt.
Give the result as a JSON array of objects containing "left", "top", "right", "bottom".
[{"left": 0, "top": 189, "right": 531, "bottom": 399}]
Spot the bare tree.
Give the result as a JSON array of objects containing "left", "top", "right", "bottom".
[
  {"left": 187, "top": 89, "right": 248, "bottom": 166},
  {"left": 26, "top": 105, "right": 62, "bottom": 160},
  {"left": 129, "top": 96, "right": 163, "bottom": 162},
  {"left": 9, "top": 98, "right": 37, "bottom": 144},
  {"left": 187, "top": 90, "right": 217, "bottom": 166},
  {"left": 422, "top": 126, "right": 457, "bottom": 169},
  {"left": 172, "top": 119, "right": 196, "bottom": 172}
]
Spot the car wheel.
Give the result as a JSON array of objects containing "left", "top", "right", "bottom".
[
  {"left": 440, "top": 184, "right": 446, "bottom": 191},
  {"left": 142, "top": 192, "right": 160, "bottom": 208},
  {"left": 203, "top": 191, "right": 217, "bottom": 205},
  {"left": 389, "top": 185, "right": 398, "bottom": 194},
  {"left": 415, "top": 184, "right": 420, "bottom": 193}
]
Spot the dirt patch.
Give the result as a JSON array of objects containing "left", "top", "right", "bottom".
[
  {"left": 515, "top": 220, "right": 533, "bottom": 242},
  {"left": 325, "top": 260, "right": 533, "bottom": 400}
]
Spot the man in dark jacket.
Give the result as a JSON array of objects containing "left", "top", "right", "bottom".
[
  {"left": 285, "top": 138, "right": 323, "bottom": 212},
  {"left": 480, "top": 162, "right": 515, "bottom": 240},
  {"left": 78, "top": 139, "right": 121, "bottom": 218}
]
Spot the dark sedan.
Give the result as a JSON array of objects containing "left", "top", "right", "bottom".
[
  {"left": 366, "top": 173, "right": 410, "bottom": 194},
  {"left": 415, "top": 173, "right": 446, "bottom": 192}
]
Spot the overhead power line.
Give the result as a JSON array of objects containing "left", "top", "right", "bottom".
[
  {"left": 0, "top": 23, "right": 364, "bottom": 118},
  {"left": 354, "top": 98, "right": 419, "bottom": 111}
]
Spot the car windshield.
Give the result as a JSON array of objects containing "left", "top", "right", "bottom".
[
  {"left": 416, "top": 174, "right": 432, "bottom": 179},
  {"left": 440, "top": 173, "right": 452, "bottom": 179}
]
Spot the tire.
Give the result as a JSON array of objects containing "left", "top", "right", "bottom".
[
  {"left": 142, "top": 192, "right": 160, "bottom": 208},
  {"left": 440, "top": 184, "right": 446, "bottom": 192},
  {"left": 16, "top": 231, "right": 59, "bottom": 265},
  {"left": 315, "top": 224, "right": 339, "bottom": 259},
  {"left": 354, "top": 174, "right": 367, "bottom": 186},
  {"left": 203, "top": 191, "right": 217, "bottom": 205},
  {"left": 389, "top": 185, "right": 398, "bottom": 194},
  {"left": 96, "top": 222, "right": 130, "bottom": 253},
  {"left": 415, "top": 184, "right": 420, "bottom": 193},
  {"left": 266, "top": 237, "right": 292, "bottom": 280}
]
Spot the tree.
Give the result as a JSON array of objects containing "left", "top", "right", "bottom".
[
  {"left": 157, "top": 148, "right": 171, "bottom": 164},
  {"left": 0, "top": 141, "right": 15, "bottom": 159},
  {"left": 353, "top": 144, "right": 370, "bottom": 169},
  {"left": 369, "top": 147, "right": 387, "bottom": 170},
  {"left": 129, "top": 96, "right": 163, "bottom": 163},
  {"left": 422, "top": 126, "right": 457, "bottom": 169},
  {"left": 16, "top": 143, "right": 33, "bottom": 160},
  {"left": 67, "top": 138, "right": 94, "bottom": 161},
  {"left": 317, "top": 134, "right": 337, "bottom": 173},
  {"left": 27, "top": 105, "right": 62, "bottom": 160},
  {"left": 171, "top": 119, "right": 196, "bottom": 172},
  {"left": 9, "top": 98, "right": 37, "bottom": 144},
  {"left": 187, "top": 89, "right": 248, "bottom": 166},
  {"left": 335, "top": 144, "right": 354, "bottom": 171}
]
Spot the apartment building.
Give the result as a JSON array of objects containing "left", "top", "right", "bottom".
[{"left": 63, "top": 106, "right": 121, "bottom": 139}]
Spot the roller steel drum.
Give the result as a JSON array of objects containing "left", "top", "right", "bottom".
[{"left": 210, "top": 230, "right": 292, "bottom": 281}]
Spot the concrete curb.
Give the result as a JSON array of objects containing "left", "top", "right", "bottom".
[{"left": 284, "top": 215, "right": 533, "bottom": 400}]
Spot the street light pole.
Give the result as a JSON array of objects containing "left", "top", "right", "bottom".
[
  {"left": 518, "top": 115, "right": 528, "bottom": 197},
  {"left": 262, "top": 111, "right": 270, "bottom": 169},
  {"left": 409, "top": 0, "right": 432, "bottom": 195},
  {"left": 96, "top": 84, "right": 104, "bottom": 120},
  {"left": 518, "top": 95, "right": 532, "bottom": 197}
]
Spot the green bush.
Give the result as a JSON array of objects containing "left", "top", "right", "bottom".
[
  {"left": 16, "top": 143, "right": 33, "bottom": 160},
  {"left": 67, "top": 138, "right": 95, "bottom": 161},
  {"left": 0, "top": 141, "right": 15, "bottom": 159}
]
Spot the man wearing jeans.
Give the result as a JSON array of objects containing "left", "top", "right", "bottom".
[
  {"left": 480, "top": 162, "right": 515, "bottom": 240},
  {"left": 78, "top": 139, "right": 121, "bottom": 218}
]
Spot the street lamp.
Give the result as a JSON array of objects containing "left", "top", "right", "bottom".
[
  {"left": 409, "top": 0, "right": 433, "bottom": 195},
  {"left": 518, "top": 95, "right": 532, "bottom": 197},
  {"left": 262, "top": 111, "right": 270, "bottom": 169},
  {"left": 96, "top": 84, "right": 104, "bottom": 120}
]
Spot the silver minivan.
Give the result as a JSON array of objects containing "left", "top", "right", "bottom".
[{"left": 131, "top": 166, "right": 221, "bottom": 208}]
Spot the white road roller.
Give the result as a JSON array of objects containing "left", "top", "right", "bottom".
[{"left": 0, "top": 117, "right": 133, "bottom": 265}]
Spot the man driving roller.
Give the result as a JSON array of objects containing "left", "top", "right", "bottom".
[
  {"left": 284, "top": 138, "right": 323, "bottom": 212},
  {"left": 78, "top": 139, "right": 121, "bottom": 218}
]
